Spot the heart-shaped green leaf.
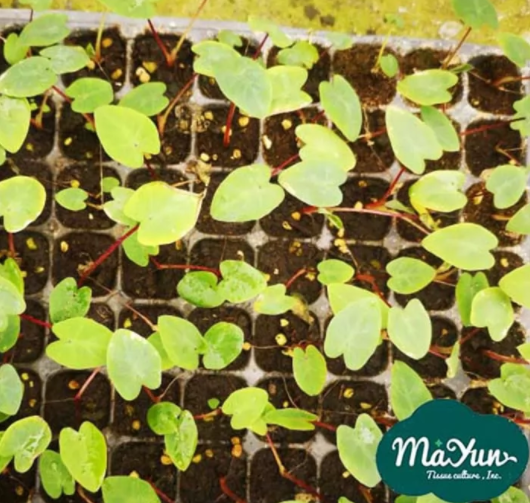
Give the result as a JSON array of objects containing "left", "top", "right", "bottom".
[
  {"left": 40, "top": 45, "right": 90, "bottom": 74},
  {"left": 268, "top": 66, "right": 311, "bottom": 115},
  {"left": 103, "top": 477, "right": 160, "bottom": 503},
  {"left": 498, "top": 33, "right": 530, "bottom": 68},
  {"left": 218, "top": 260, "right": 267, "bottom": 303},
  {"left": 96, "top": 0, "right": 159, "bottom": 18},
  {"left": 95, "top": 105, "right": 161, "bottom": 168},
  {"left": 3, "top": 33, "right": 28, "bottom": 66},
  {"left": 119, "top": 82, "right": 169, "bottom": 117},
  {"left": 388, "top": 299, "right": 432, "bottom": 359},
  {"left": 470, "top": 287, "right": 514, "bottom": 342},
  {"left": 19, "top": 13, "right": 69, "bottom": 47},
  {"left": 499, "top": 264, "right": 530, "bottom": 309},
  {"left": 452, "top": 0, "right": 498, "bottom": 29},
  {"left": 59, "top": 422, "right": 106, "bottom": 492},
  {"left": 398, "top": 70, "right": 458, "bottom": 106},
  {"left": 122, "top": 227, "right": 159, "bottom": 267},
  {"left": 253, "top": 284, "right": 296, "bottom": 315},
  {"left": 420, "top": 106, "right": 460, "bottom": 152},
  {"left": 488, "top": 364, "right": 530, "bottom": 415},
  {"left": 292, "top": 345, "right": 327, "bottom": 396},
  {"left": 277, "top": 41, "right": 318, "bottom": 69},
  {"left": 158, "top": 316, "right": 205, "bottom": 370},
  {"left": 217, "top": 30, "right": 243, "bottom": 48},
  {"left": 390, "top": 361, "right": 432, "bottom": 420},
  {"left": 422, "top": 223, "right": 498, "bottom": 271},
  {"left": 507, "top": 203, "right": 530, "bottom": 234},
  {"left": 380, "top": 54, "right": 399, "bottom": 77},
  {"left": 409, "top": 170, "right": 466, "bottom": 212},
  {"left": 0, "top": 96, "right": 31, "bottom": 153},
  {"left": 279, "top": 160, "right": 347, "bottom": 207},
  {"left": 192, "top": 41, "right": 240, "bottom": 77},
  {"left": 485, "top": 164, "right": 527, "bottom": 209},
  {"left": 49, "top": 278, "right": 91, "bottom": 324},
  {"left": 55, "top": 188, "right": 89, "bottom": 212},
  {"left": 0, "top": 276, "right": 26, "bottom": 332},
  {"left": 39, "top": 450, "right": 75, "bottom": 499},
  {"left": 65, "top": 78, "right": 114, "bottom": 114},
  {"left": 263, "top": 408, "right": 318, "bottom": 430},
  {"left": 317, "top": 259, "right": 355, "bottom": 285},
  {"left": 203, "top": 322, "right": 244, "bottom": 370},
  {"left": 0, "top": 364, "right": 23, "bottom": 416},
  {"left": 0, "top": 176, "right": 46, "bottom": 232},
  {"left": 222, "top": 387, "right": 269, "bottom": 430},
  {"left": 107, "top": 329, "right": 162, "bottom": 400},
  {"left": 456, "top": 272, "right": 490, "bottom": 326},
  {"left": 386, "top": 257, "right": 436, "bottom": 294},
  {"left": 147, "top": 402, "right": 182, "bottom": 435},
  {"left": 0, "top": 57, "right": 57, "bottom": 98},
  {"left": 165, "top": 410, "right": 198, "bottom": 471},
  {"left": 177, "top": 271, "right": 224, "bottom": 308},
  {"left": 211, "top": 164, "right": 285, "bottom": 222},
  {"left": 124, "top": 182, "right": 201, "bottom": 246}
]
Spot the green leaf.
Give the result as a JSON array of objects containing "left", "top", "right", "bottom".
[
  {"left": 398, "top": 70, "right": 458, "bottom": 106},
  {"left": 388, "top": 300, "right": 432, "bottom": 359},
  {"left": 0, "top": 258, "right": 24, "bottom": 295},
  {"left": 263, "top": 408, "right": 318, "bottom": 430},
  {"left": 211, "top": 164, "right": 285, "bottom": 222},
  {"left": 386, "top": 106, "right": 442, "bottom": 174},
  {"left": 192, "top": 41, "right": 240, "bottom": 78},
  {"left": 292, "top": 345, "right": 327, "bottom": 396},
  {"left": 320, "top": 75, "right": 362, "bottom": 142},
  {"left": 0, "top": 96, "right": 31, "bottom": 153},
  {"left": 0, "top": 365, "right": 23, "bottom": 416},
  {"left": 391, "top": 361, "right": 432, "bottom": 420},
  {"left": 119, "top": 82, "right": 169, "bottom": 117},
  {"left": 147, "top": 332, "right": 173, "bottom": 371},
  {"left": 0, "top": 147, "right": 5, "bottom": 166},
  {"left": 409, "top": 170, "right": 466, "bottom": 213},
  {"left": 0, "top": 56, "right": 57, "bottom": 98},
  {"left": 0, "top": 416, "right": 51, "bottom": 472},
  {"left": 124, "top": 182, "right": 201, "bottom": 246},
  {"left": 96, "top": 0, "right": 159, "bottom": 18},
  {"left": 3, "top": 33, "right": 29, "bottom": 66},
  {"left": 452, "top": 0, "right": 498, "bottom": 29},
  {"left": 296, "top": 124, "right": 356, "bottom": 171},
  {"left": 325, "top": 297, "right": 382, "bottom": 371},
  {"left": 101, "top": 177, "right": 120, "bottom": 193},
  {"left": 40, "top": 45, "right": 90, "bottom": 74},
  {"left": 268, "top": 66, "right": 311, "bottom": 115},
  {"left": 65, "top": 78, "right": 114, "bottom": 114},
  {"left": 102, "top": 476, "right": 160, "bottom": 503},
  {"left": 253, "top": 284, "right": 296, "bottom": 315},
  {"left": 277, "top": 41, "right": 318, "bottom": 69},
  {"left": 147, "top": 402, "right": 182, "bottom": 435},
  {"left": 337, "top": 415, "right": 382, "bottom": 487},
  {"left": 485, "top": 164, "right": 527, "bottom": 209},
  {"left": 498, "top": 33, "right": 530, "bottom": 67},
  {"left": 164, "top": 410, "right": 198, "bottom": 471},
  {"left": 512, "top": 96, "right": 530, "bottom": 136},
  {"left": 19, "top": 13, "right": 70, "bottom": 47},
  {"left": 203, "top": 322, "right": 244, "bottom": 370},
  {"left": 317, "top": 259, "right": 355, "bottom": 285},
  {"left": 494, "top": 486, "right": 530, "bottom": 503},
  {"left": 326, "top": 32, "right": 353, "bottom": 50},
  {"left": 122, "top": 228, "right": 159, "bottom": 267},
  {"left": 507, "top": 204, "right": 530, "bottom": 234},
  {"left": 49, "top": 277, "right": 91, "bottom": 324},
  {"left": 177, "top": 272, "right": 224, "bottom": 308},
  {"left": 0, "top": 176, "right": 46, "bottom": 232},
  {"left": 248, "top": 16, "right": 292, "bottom": 48},
  {"left": 222, "top": 387, "right": 269, "bottom": 430},
  {"left": 55, "top": 188, "right": 89, "bottom": 211},
  {"left": 420, "top": 106, "right": 460, "bottom": 152},
  {"left": 446, "top": 342, "right": 460, "bottom": 378},
  {"left": 103, "top": 187, "right": 137, "bottom": 226},
  {"left": 499, "top": 264, "right": 530, "bottom": 308},
  {"left": 386, "top": 257, "right": 436, "bottom": 294},
  {"left": 217, "top": 30, "right": 243, "bottom": 47},
  {"left": 39, "top": 450, "right": 75, "bottom": 499},
  {"left": 218, "top": 260, "right": 267, "bottom": 303},
  {"left": 0, "top": 316, "right": 21, "bottom": 353},
  {"left": 158, "top": 316, "right": 205, "bottom": 370},
  {"left": 60, "top": 422, "right": 106, "bottom": 492},
  {"left": 95, "top": 105, "right": 161, "bottom": 168},
  {"left": 488, "top": 363, "right": 530, "bottom": 414},
  {"left": 48, "top": 318, "right": 112, "bottom": 369},
  {"left": 518, "top": 342, "right": 530, "bottom": 360},
  {"left": 471, "top": 287, "right": 514, "bottom": 342},
  {"left": 422, "top": 223, "right": 498, "bottom": 271},
  {"left": 107, "top": 329, "right": 162, "bottom": 400},
  {"left": 0, "top": 276, "right": 26, "bottom": 332},
  {"left": 380, "top": 53, "right": 399, "bottom": 77},
  {"left": 456, "top": 272, "right": 490, "bottom": 326}
]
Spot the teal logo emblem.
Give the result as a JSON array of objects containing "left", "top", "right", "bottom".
[{"left": 376, "top": 400, "right": 529, "bottom": 502}]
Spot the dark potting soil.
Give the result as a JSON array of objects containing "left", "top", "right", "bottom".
[
  {"left": 333, "top": 44, "right": 398, "bottom": 106},
  {"left": 320, "top": 380, "right": 388, "bottom": 444},
  {"left": 349, "top": 244, "right": 392, "bottom": 296},
  {"left": 257, "top": 240, "right": 324, "bottom": 304},
  {"left": 393, "top": 316, "right": 459, "bottom": 379},
  {"left": 0, "top": 464, "right": 36, "bottom": 503},
  {"left": 257, "top": 376, "right": 319, "bottom": 444},
  {"left": 56, "top": 164, "right": 120, "bottom": 230},
  {"left": 254, "top": 311, "right": 320, "bottom": 373},
  {"left": 1, "top": 369, "right": 41, "bottom": 430},
  {"left": 184, "top": 374, "right": 246, "bottom": 443},
  {"left": 468, "top": 55, "right": 523, "bottom": 115},
  {"left": 189, "top": 238, "right": 255, "bottom": 270},
  {"left": 111, "top": 442, "right": 177, "bottom": 500},
  {"left": 118, "top": 304, "right": 181, "bottom": 337},
  {"left": 180, "top": 444, "right": 247, "bottom": 503},
  {"left": 156, "top": 105, "right": 192, "bottom": 165},
  {"left": 394, "top": 246, "right": 456, "bottom": 311},
  {"left": 250, "top": 448, "right": 317, "bottom": 503},
  {"left": 487, "top": 250, "right": 524, "bottom": 286},
  {"left": 112, "top": 373, "right": 180, "bottom": 438},
  {"left": 464, "top": 182, "right": 526, "bottom": 247},
  {"left": 396, "top": 180, "right": 460, "bottom": 243},
  {"left": 320, "top": 450, "right": 387, "bottom": 503},
  {"left": 195, "top": 105, "right": 260, "bottom": 168},
  {"left": 126, "top": 165, "right": 188, "bottom": 189},
  {"left": 131, "top": 34, "right": 194, "bottom": 97},
  {"left": 464, "top": 120, "right": 524, "bottom": 177},
  {"left": 0, "top": 231, "right": 49, "bottom": 294},
  {"left": 461, "top": 323, "right": 526, "bottom": 380},
  {"left": 461, "top": 386, "right": 513, "bottom": 416},
  {"left": 43, "top": 370, "right": 111, "bottom": 434},
  {"left": 267, "top": 44, "right": 331, "bottom": 102},
  {"left": 87, "top": 302, "right": 115, "bottom": 330},
  {"left": 53, "top": 232, "right": 118, "bottom": 297},
  {"left": 188, "top": 306, "right": 252, "bottom": 371},
  {"left": 195, "top": 173, "right": 255, "bottom": 236},
  {"left": 62, "top": 28, "right": 127, "bottom": 91},
  {"left": 429, "top": 383, "right": 457, "bottom": 400}
]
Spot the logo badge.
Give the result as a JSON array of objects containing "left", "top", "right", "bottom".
[{"left": 376, "top": 400, "right": 529, "bottom": 502}]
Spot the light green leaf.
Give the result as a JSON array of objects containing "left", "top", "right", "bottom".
[
  {"left": 498, "top": 33, "right": 530, "bottom": 68},
  {"left": 107, "top": 329, "right": 162, "bottom": 400},
  {"left": 0, "top": 56, "right": 57, "bottom": 98},
  {"left": 512, "top": 96, "right": 530, "bottom": 136},
  {"left": 177, "top": 272, "right": 224, "bottom": 308},
  {"left": 268, "top": 66, "right": 311, "bottom": 115},
  {"left": 248, "top": 16, "right": 292, "bottom": 48},
  {"left": 277, "top": 41, "right": 318, "bottom": 69},
  {"left": 103, "top": 187, "right": 137, "bottom": 226},
  {"left": 0, "top": 316, "right": 21, "bottom": 353},
  {"left": 0, "top": 416, "right": 51, "bottom": 473},
  {"left": 337, "top": 415, "right": 382, "bottom": 487},
  {"left": 263, "top": 408, "right": 318, "bottom": 430},
  {"left": 325, "top": 297, "right": 382, "bottom": 371},
  {"left": 0, "top": 258, "right": 24, "bottom": 295},
  {"left": 422, "top": 223, "right": 498, "bottom": 271},
  {"left": 0, "top": 96, "right": 31, "bottom": 153},
  {"left": 218, "top": 260, "right": 267, "bottom": 303},
  {"left": 446, "top": 342, "right": 460, "bottom": 378},
  {"left": 164, "top": 410, "right": 198, "bottom": 471},
  {"left": 420, "top": 106, "right": 460, "bottom": 152},
  {"left": 518, "top": 342, "right": 530, "bottom": 360},
  {"left": 471, "top": 287, "right": 514, "bottom": 342},
  {"left": 398, "top": 70, "right": 458, "bottom": 106},
  {"left": 122, "top": 228, "right": 159, "bottom": 267},
  {"left": 507, "top": 204, "right": 530, "bottom": 234},
  {"left": 55, "top": 188, "right": 89, "bottom": 211},
  {"left": 203, "top": 322, "right": 244, "bottom": 370},
  {"left": 40, "top": 45, "right": 90, "bottom": 74},
  {"left": 3, "top": 33, "right": 29, "bottom": 66},
  {"left": 386, "top": 257, "right": 436, "bottom": 295},
  {"left": 192, "top": 41, "right": 240, "bottom": 78},
  {"left": 0, "top": 365, "right": 23, "bottom": 416},
  {"left": 211, "top": 164, "right": 285, "bottom": 222},
  {"left": 222, "top": 387, "right": 269, "bottom": 430},
  {"left": 147, "top": 402, "right": 182, "bottom": 435},
  {"left": 488, "top": 363, "right": 530, "bottom": 414},
  {"left": 0, "top": 276, "right": 26, "bottom": 332},
  {"left": 65, "top": 78, "right": 114, "bottom": 114},
  {"left": 320, "top": 75, "right": 362, "bottom": 142},
  {"left": 326, "top": 32, "right": 352, "bottom": 50},
  {"left": 388, "top": 300, "right": 432, "bottom": 359},
  {"left": 49, "top": 277, "right": 91, "bottom": 324},
  {"left": 386, "top": 106, "right": 442, "bottom": 174},
  {"left": 217, "top": 30, "right": 243, "bottom": 47},
  {"left": 147, "top": 332, "right": 173, "bottom": 371},
  {"left": 499, "top": 264, "right": 530, "bottom": 308},
  {"left": 48, "top": 318, "right": 112, "bottom": 369},
  {"left": 0, "top": 147, "right": 5, "bottom": 166},
  {"left": 452, "top": 0, "right": 498, "bottom": 29},
  {"left": 494, "top": 486, "right": 530, "bottom": 503},
  {"left": 158, "top": 316, "right": 205, "bottom": 370},
  {"left": 380, "top": 53, "right": 399, "bottom": 77},
  {"left": 292, "top": 345, "right": 327, "bottom": 396},
  {"left": 119, "top": 82, "right": 169, "bottom": 117},
  {"left": 317, "top": 259, "right": 355, "bottom": 285},
  {"left": 485, "top": 164, "right": 527, "bottom": 209},
  {"left": 102, "top": 476, "right": 160, "bottom": 503},
  {"left": 456, "top": 272, "right": 490, "bottom": 326},
  {"left": 39, "top": 450, "right": 75, "bottom": 499},
  {"left": 391, "top": 361, "right": 432, "bottom": 420},
  {"left": 253, "top": 284, "right": 296, "bottom": 315},
  {"left": 19, "top": 13, "right": 70, "bottom": 47},
  {"left": 0, "top": 176, "right": 46, "bottom": 232},
  {"left": 96, "top": 0, "right": 159, "bottom": 18},
  {"left": 101, "top": 177, "right": 120, "bottom": 193},
  {"left": 409, "top": 170, "right": 466, "bottom": 212}
]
